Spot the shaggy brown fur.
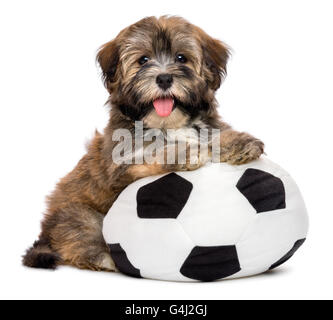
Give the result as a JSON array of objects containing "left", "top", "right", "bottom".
[{"left": 23, "top": 16, "right": 264, "bottom": 272}]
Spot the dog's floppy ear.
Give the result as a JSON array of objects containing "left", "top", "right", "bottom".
[
  {"left": 196, "top": 28, "right": 230, "bottom": 90},
  {"left": 97, "top": 39, "right": 120, "bottom": 90}
]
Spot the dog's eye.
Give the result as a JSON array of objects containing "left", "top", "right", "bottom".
[
  {"left": 176, "top": 54, "right": 187, "bottom": 63},
  {"left": 138, "top": 56, "right": 149, "bottom": 65}
]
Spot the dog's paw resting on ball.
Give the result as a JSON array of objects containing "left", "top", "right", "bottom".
[
  {"left": 219, "top": 131, "right": 265, "bottom": 165},
  {"left": 23, "top": 16, "right": 265, "bottom": 272}
]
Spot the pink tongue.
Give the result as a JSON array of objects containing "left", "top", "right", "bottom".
[{"left": 153, "top": 98, "right": 174, "bottom": 117}]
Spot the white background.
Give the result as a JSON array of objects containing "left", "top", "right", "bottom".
[{"left": 0, "top": 0, "right": 332, "bottom": 300}]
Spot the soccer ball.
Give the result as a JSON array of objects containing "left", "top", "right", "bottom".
[{"left": 103, "top": 157, "right": 309, "bottom": 282}]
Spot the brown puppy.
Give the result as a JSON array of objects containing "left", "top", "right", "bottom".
[{"left": 23, "top": 16, "right": 264, "bottom": 272}]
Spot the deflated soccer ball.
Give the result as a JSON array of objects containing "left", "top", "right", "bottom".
[{"left": 103, "top": 157, "right": 309, "bottom": 282}]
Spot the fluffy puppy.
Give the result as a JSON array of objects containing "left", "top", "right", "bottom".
[{"left": 23, "top": 16, "right": 264, "bottom": 271}]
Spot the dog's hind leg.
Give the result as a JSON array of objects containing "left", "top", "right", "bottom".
[{"left": 23, "top": 205, "right": 116, "bottom": 272}]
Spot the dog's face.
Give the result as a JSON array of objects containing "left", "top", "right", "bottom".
[{"left": 97, "top": 16, "right": 229, "bottom": 128}]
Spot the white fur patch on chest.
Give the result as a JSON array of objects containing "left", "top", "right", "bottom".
[{"left": 143, "top": 108, "right": 189, "bottom": 129}]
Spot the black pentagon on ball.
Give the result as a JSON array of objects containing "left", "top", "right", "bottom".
[
  {"left": 108, "top": 244, "right": 142, "bottom": 278},
  {"left": 180, "top": 245, "right": 241, "bottom": 282},
  {"left": 269, "top": 239, "right": 306, "bottom": 270},
  {"left": 236, "top": 169, "right": 286, "bottom": 214},
  {"left": 136, "top": 173, "right": 193, "bottom": 219}
]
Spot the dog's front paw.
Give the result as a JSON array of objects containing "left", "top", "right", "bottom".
[{"left": 221, "top": 133, "right": 264, "bottom": 165}]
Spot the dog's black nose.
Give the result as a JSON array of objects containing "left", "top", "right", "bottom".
[{"left": 156, "top": 74, "right": 173, "bottom": 90}]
